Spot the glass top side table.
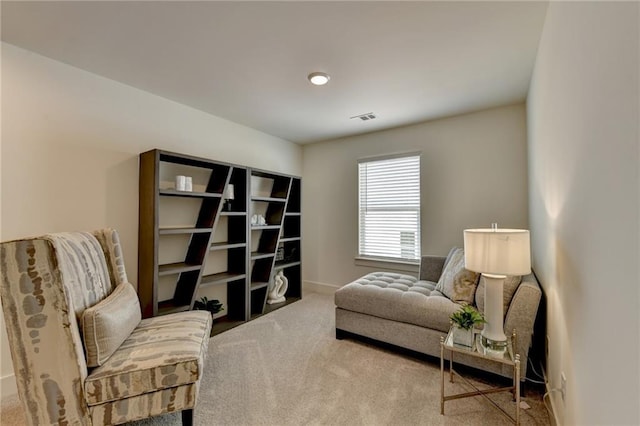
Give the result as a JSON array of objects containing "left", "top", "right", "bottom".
[{"left": 440, "top": 328, "right": 521, "bottom": 425}]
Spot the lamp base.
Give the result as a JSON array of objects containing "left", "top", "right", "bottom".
[
  {"left": 480, "top": 334, "right": 508, "bottom": 352},
  {"left": 481, "top": 273, "right": 509, "bottom": 353}
]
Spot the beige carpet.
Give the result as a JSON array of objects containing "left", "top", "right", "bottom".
[{"left": 1, "top": 292, "right": 550, "bottom": 425}]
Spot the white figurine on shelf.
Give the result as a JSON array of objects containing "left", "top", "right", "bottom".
[
  {"left": 267, "top": 270, "right": 288, "bottom": 305},
  {"left": 251, "top": 214, "right": 268, "bottom": 226}
]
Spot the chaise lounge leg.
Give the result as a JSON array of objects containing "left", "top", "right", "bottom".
[
  {"left": 336, "top": 328, "right": 346, "bottom": 340},
  {"left": 182, "top": 409, "right": 194, "bottom": 426}
]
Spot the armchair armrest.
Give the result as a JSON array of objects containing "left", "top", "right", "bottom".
[
  {"left": 504, "top": 274, "right": 542, "bottom": 378},
  {"left": 419, "top": 255, "right": 447, "bottom": 282}
]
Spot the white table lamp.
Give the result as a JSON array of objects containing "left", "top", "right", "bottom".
[{"left": 463, "top": 224, "right": 531, "bottom": 351}]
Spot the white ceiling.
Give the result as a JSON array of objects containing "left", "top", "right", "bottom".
[{"left": 1, "top": 1, "right": 548, "bottom": 144}]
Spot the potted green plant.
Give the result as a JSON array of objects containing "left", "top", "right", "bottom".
[
  {"left": 193, "top": 297, "right": 224, "bottom": 315},
  {"left": 450, "top": 305, "right": 486, "bottom": 347}
]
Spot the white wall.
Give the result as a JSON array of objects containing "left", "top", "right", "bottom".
[
  {"left": 0, "top": 43, "right": 6, "bottom": 400},
  {"left": 527, "top": 3, "right": 639, "bottom": 425},
  {"left": 0, "top": 43, "right": 302, "bottom": 397},
  {"left": 302, "top": 104, "right": 529, "bottom": 289}
]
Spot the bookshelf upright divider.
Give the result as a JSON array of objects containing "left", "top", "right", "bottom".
[{"left": 138, "top": 149, "right": 301, "bottom": 336}]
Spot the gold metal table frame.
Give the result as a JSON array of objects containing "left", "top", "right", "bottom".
[{"left": 440, "top": 328, "right": 521, "bottom": 425}]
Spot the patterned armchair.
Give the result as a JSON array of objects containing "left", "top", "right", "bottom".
[{"left": 0, "top": 229, "right": 212, "bottom": 425}]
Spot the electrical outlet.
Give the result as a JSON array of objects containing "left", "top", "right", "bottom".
[{"left": 561, "top": 372, "right": 567, "bottom": 402}]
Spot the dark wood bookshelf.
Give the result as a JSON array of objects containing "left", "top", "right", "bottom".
[
  {"left": 157, "top": 300, "right": 191, "bottom": 315},
  {"left": 248, "top": 169, "right": 301, "bottom": 317},
  {"left": 264, "top": 297, "right": 300, "bottom": 315},
  {"left": 159, "top": 227, "right": 212, "bottom": 235},
  {"left": 201, "top": 272, "right": 247, "bottom": 287},
  {"left": 159, "top": 189, "right": 222, "bottom": 198},
  {"left": 158, "top": 262, "right": 201, "bottom": 276},
  {"left": 209, "top": 242, "right": 247, "bottom": 251},
  {"left": 138, "top": 148, "right": 301, "bottom": 335},
  {"left": 251, "top": 251, "right": 276, "bottom": 260}
]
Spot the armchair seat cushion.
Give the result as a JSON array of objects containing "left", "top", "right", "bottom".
[{"left": 85, "top": 311, "right": 211, "bottom": 406}]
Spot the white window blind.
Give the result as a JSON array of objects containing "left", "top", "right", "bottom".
[{"left": 358, "top": 154, "right": 421, "bottom": 262}]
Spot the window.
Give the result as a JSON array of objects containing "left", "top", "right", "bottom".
[{"left": 358, "top": 153, "right": 421, "bottom": 262}]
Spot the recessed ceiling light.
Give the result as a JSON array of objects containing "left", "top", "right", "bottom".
[{"left": 308, "top": 72, "right": 330, "bottom": 86}]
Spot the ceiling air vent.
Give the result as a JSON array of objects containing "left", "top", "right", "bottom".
[{"left": 350, "top": 112, "right": 377, "bottom": 121}]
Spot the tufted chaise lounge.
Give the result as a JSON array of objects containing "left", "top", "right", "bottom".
[
  {"left": 0, "top": 229, "right": 212, "bottom": 425},
  {"left": 335, "top": 252, "right": 542, "bottom": 381}
]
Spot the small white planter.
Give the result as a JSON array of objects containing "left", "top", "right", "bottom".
[{"left": 452, "top": 326, "right": 474, "bottom": 348}]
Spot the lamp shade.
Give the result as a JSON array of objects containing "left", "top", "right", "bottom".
[
  {"left": 463, "top": 228, "right": 531, "bottom": 276},
  {"left": 225, "top": 184, "right": 235, "bottom": 200}
]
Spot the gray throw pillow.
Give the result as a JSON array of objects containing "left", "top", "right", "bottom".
[{"left": 436, "top": 248, "right": 480, "bottom": 305}]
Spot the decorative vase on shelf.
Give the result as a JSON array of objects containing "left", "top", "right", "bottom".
[{"left": 175, "top": 175, "right": 186, "bottom": 191}]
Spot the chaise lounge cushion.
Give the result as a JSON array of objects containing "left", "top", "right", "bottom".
[
  {"left": 335, "top": 253, "right": 543, "bottom": 383},
  {"left": 84, "top": 310, "right": 211, "bottom": 405},
  {"left": 334, "top": 272, "right": 461, "bottom": 333}
]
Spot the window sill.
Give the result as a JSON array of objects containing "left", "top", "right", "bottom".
[{"left": 354, "top": 257, "right": 420, "bottom": 274}]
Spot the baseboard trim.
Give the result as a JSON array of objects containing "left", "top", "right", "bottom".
[
  {"left": 1, "top": 373, "right": 17, "bottom": 399},
  {"left": 303, "top": 280, "right": 340, "bottom": 295}
]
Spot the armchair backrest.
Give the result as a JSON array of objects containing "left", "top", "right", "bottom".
[
  {"left": 0, "top": 229, "right": 126, "bottom": 425},
  {"left": 93, "top": 228, "right": 128, "bottom": 288}
]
